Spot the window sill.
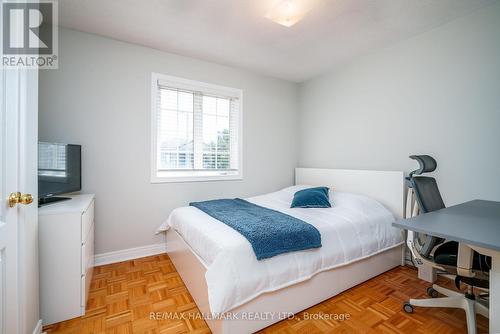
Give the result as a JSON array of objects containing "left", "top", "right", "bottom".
[{"left": 150, "top": 171, "right": 243, "bottom": 183}]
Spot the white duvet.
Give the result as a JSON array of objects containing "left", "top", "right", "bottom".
[{"left": 157, "top": 185, "right": 403, "bottom": 314}]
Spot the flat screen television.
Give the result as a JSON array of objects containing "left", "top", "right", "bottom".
[{"left": 38, "top": 142, "right": 81, "bottom": 206}]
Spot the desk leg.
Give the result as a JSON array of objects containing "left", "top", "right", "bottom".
[{"left": 491, "top": 255, "right": 500, "bottom": 333}]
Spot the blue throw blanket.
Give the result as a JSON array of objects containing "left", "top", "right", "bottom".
[{"left": 189, "top": 198, "right": 322, "bottom": 260}]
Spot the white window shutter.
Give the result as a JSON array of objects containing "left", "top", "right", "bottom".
[
  {"left": 193, "top": 92, "right": 204, "bottom": 170},
  {"left": 229, "top": 98, "right": 239, "bottom": 170}
]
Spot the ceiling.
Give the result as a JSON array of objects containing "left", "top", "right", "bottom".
[{"left": 58, "top": 0, "right": 497, "bottom": 82}]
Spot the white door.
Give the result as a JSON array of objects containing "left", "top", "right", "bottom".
[
  {"left": 0, "top": 68, "right": 19, "bottom": 334},
  {"left": 0, "top": 70, "right": 39, "bottom": 334},
  {"left": 0, "top": 32, "right": 39, "bottom": 334}
]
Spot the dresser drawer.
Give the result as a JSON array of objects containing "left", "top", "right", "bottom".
[
  {"left": 81, "top": 266, "right": 94, "bottom": 308},
  {"left": 87, "top": 223, "right": 95, "bottom": 269},
  {"left": 81, "top": 223, "right": 95, "bottom": 275},
  {"left": 81, "top": 274, "right": 86, "bottom": 308},
  {"left": 81, "top": 242, "right": 86, "bottom": 275},
  {"left": 81, "top": 199, "right": 94, "bottom": 243}
]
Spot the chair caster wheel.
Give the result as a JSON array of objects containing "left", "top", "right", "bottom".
[
  {"left": 427, "top": 287, "right": 439, "bottom": 298},
  {"left": 403, "top": 302, "right": 414, "bottom": 313}
]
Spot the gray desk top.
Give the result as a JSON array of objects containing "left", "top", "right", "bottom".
[{"left": 393, "top": 200, "right": 500, "bottom": 252}]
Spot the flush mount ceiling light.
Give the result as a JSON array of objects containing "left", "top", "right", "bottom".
[{"left": 265, "top": 0, "right": 320, "bottom": 27}]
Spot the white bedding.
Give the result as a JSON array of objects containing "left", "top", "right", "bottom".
[{"left": 158, "top": 185, "right": 403, "bottom": 314}]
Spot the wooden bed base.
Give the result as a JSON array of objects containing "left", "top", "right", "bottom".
[{"left": 166, "top": 168, "right": 406, "bottom": 334}]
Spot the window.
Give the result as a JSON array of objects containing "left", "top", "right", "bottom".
[{"left": 151, "top": 73, "right": 242, "bottom": 182}]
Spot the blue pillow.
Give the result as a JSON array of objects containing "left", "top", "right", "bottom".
[{"left": 291, "top": 187, "right": 331, "bottom": 208}]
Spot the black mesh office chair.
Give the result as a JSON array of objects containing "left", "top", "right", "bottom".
[{"left": 403, "top": 155, "right": 490, "bottom": 334}]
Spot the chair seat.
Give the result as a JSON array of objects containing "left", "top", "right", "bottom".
[{"left": 434, "top": 241, "right": 491, "bottom": 271}]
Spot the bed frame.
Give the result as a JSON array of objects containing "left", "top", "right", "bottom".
[{"left": 166, "top": 168, "right": 405, "bottom": 334}]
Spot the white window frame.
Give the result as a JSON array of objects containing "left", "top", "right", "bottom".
[{"left": 150, "top": 73, "right": 243, "bottom": 183}]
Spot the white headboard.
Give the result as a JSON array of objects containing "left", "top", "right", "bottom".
[{"left": 295, "top": 168, "right": 405, "bottom": 219}]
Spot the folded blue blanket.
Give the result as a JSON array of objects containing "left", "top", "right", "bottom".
[{"left": 189, "top": 198, "right": 322, "bottom": 260}]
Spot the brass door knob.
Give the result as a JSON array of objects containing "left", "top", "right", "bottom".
[{"left": 8, "top": 192, "right": 34, "bottom": 208}]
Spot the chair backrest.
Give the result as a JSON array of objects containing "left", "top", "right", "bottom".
[
  {"left": 411, "top": 177, "right": 445, "bottom": 213},
  {"left": 407, "top": 155, "right": 445, "bottom": 258}
]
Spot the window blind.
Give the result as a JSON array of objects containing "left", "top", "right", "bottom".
[{"left": 153, "top": 77, "right": 241, "bottom": 180}]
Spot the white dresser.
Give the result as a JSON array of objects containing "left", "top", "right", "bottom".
[{"left": 39, "top": 194, "right": 95, "bottom": 325}]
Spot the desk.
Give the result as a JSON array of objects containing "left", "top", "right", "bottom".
[{"left": 393, "top": 200, "right": 500, "bottom": 333}]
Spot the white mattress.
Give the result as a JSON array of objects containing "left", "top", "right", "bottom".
[{"left": 159, "top": 185, "right": 403, "bottom": 314}]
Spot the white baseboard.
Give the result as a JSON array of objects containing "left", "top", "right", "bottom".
[
  {"left": 33, "top": 319, "right": 43, "bottom": 334},
  {"left": 94, "top": 243, "right": 167, "bottom": 266}
]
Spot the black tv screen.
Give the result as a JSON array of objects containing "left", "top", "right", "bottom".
[{"left": 38, "top": 142, "right": 81, "bottom": 198}]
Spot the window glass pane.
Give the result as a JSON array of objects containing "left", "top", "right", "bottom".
[
  {"left": 157, "top": 88, "right": 194, "bottom": 170},
  {"left": 217, "top": 153, "right": 230, "bottom": 169},
  {"left": 158, "top": 109, "right": 177, "bottom": 149},
  {"left": 177, "top": 152, "right": 194, "bottom": 169},
  {"left": 215, "top": 98, "right": 230, "bottom": 169},
  {"left": 178, "top": 91, "right": 193, "bottom": 112},
  {"left": 159, "top": 152, "right": 176, "bottom": 169},
  {"left": 217, "top": 131, "right": 230, "bottom": 152},
  {"left": 216, "top": 98, "right": 229, "bottom": 117},
  {"left": 203, "top": 153, "right": 216, "bottom": 169},
  {"left": 186, "top": 111, "right": 193, "bottom": 142},
  {"left": 202, "top": 114, "right": 217, "bottom": 151},
  {"left": 203, "top": 96, "right": 217, "bottom": 115},
  {"left": 160, "top": 89, "right": 177, "bottom": 110},
  {"left": 202, "top": 97, "right": 231, "bottom": 169},
  {"left": 216, "top": 115, "right": 229, "bottom": 133}
]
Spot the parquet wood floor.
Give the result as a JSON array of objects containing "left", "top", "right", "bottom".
[{"left": 43, "top": 254, "right": 488, "bottom": 334}]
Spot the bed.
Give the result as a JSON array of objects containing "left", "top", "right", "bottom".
[{"left": 161, "top": 168, "right": 405, "bottom": 334}]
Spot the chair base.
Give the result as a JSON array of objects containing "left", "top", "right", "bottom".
[{"left": 405, "top": 284, "right": 489, "bottom": 334}]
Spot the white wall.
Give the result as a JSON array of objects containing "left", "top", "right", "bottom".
[
  {"left": 39, "top": 28, "right": 299, "bottom": 254},
  {"left": 299, "top": 3, "right": 500, "bottom": 206}
]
